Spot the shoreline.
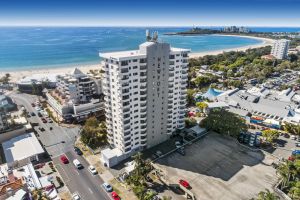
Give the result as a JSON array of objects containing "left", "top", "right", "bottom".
[
  {"left": 190, "top": 34, "right": 274, "bottom": 58},
  {"left": 1, "top": 35, "right": 274, "bottom": 83},
  {"left": 0, "top": 64, "right": 101, "bottom": 83}
]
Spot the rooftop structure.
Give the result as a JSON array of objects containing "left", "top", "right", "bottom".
[
  {"left": 2, "top": 132, "right": 44, "bottom": 167},
  {"left": 17, "top": 74, "right": 58, "bottom": 94},
  {"left": 215, "top": 87, "right": 300, "bottom": 124}
]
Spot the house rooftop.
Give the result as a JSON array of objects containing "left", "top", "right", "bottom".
[{"left": 3, "top": 132, "right": 44, "bottom": 164}]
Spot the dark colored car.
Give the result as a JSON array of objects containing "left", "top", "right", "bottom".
[
  {"left": 31, "top": 112, "right": 36, "bottom": 116},
  {"left": 38, "top": 112, "right": 43, "bottom": 117},
  {"left": 74, "top": 147, "right": 83, "bottom": 155}
]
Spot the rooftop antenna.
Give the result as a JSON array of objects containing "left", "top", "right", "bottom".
[
  {"left": 153, "top": 31, "right": 158, "bottom": 42},
  {"left": 146, "top": 29, "right": 151, "bottom": 41}
]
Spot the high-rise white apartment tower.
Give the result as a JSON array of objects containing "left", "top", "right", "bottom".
[
  {"left": 271, "top": 39, "right": 290, "bottom": 59},
  {"left": 100, "top": 31, "right": 190, "bottom": 166}
]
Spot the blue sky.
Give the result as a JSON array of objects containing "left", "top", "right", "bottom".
[{"left": 0, "top": 0, "right": 300, "bottom": 26}]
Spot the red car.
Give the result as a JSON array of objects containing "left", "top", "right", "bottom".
[
  {"left": 60, "top": 155, "right": 69, "bottom": 164},
  {"left": 179, "top": 179, "right": 190, "bottom": 189},
  {"left": 111, "top": 191, "right": 121, "bottom": 200}
]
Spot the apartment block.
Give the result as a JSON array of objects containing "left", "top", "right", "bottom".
[
  {"left": 271, "top": 39, "right": 290, "bottom": 59},
  {"left": 100, "top": 32, "right": 189, "bottom": 167}
]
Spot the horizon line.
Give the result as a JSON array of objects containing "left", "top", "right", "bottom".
[{"left": 0, "top": 25, "right": 300, "bottom": 28}]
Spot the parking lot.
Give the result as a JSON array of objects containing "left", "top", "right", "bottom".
[{"left": 155, "top": 132, "right": 278, "bottom": 200}]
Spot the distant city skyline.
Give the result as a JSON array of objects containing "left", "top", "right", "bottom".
[{"left": 0, "top": 0, "right": 300, "bottom": 27}]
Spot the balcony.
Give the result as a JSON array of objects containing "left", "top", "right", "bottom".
[
  {"left": 140, "top": 102, "right": 147, "bottom": 107},
  {"left": 140, "top": 78, "right": 147, "bottom": 83},
  {"left": 140, "top": 65, "right": 147, "bottom": 71},
  {"left": 140, "top": 125, "right": 147, "bottom": 131},
  {"left": 140, "top": 114, "right": 147, "bottom": 119},
  {"left": 141, "top": 130, "right": 147, "bottom": 136},
  {"left": 121, "top": 68, "right": 129, "bottom": 73},
  {"left": 140, "top": 97, "right": 147, "bottom": 102},
  {"left": 124, "top": 125, "right": 130, "bottom": 131},
  {"left": 169, "top": 67, "right": 174, "bottom": 71}
]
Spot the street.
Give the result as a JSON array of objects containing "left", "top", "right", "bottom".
[
  {"left": 8, "top": 91, "right": 112, "bottom": 200},
  {"left": 53, "top": 151, "right": 111, "bottom": 200}
]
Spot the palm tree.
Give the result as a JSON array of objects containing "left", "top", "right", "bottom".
[
  {"left": 288, "top": 181, "right": 300, "bottom": 199},
  {"left": 276, "top": 161, "right": 291, "bottom": 190},
  {"left": 257, "top": 189, "right": 279, "bottom": 200}
]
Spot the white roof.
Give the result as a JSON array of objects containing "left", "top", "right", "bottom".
[
  {"left": 206, "top": 101, "right": 228, "bottom": 108},
  {"left": 100, "top": 50, "right": 146, "bottom": 60},
  {"left": 3, "top": 132, "right": 44, "bottom": 163},
  {"left": 18, "top": 73, "right": 59, "bottom": 85},
  {"left": 6, "top": 189, "right": 27, "bottom": 200},
  {"left": 101, "top": 148, "right": 123, "bottom": 159}
]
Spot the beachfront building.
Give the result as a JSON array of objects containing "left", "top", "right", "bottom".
[
  {"left": 45, "top": 68, "right": 104, "bottom": 122},
  {"left": 271, "top": 39, "right": 290, "bottom": 59},
  {"left": 99, "top": 31, "right": 190, "bottom": 167},
  {"left": 17, "top": 74, "right": 58, "bottom": 94}
]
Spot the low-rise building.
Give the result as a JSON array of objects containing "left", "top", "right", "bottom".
[
  {"left": 45, "top": 68, "right": 104, "bottom": 122},
  {"left": 2, "top": 132, "right": 45, "bottom": 168},
  {"left": 17, "top": 74, "right": 58, "bottom": 94}
]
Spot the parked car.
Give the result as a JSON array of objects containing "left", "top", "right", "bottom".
[
  {"left": 296, "top": 143, "right": 300, "bottom": 147},
  {"left": 41, "top": 118, "right": 47, "bottom": 123},
  {"left": 38, "top": 127, "right": 45, "bottom": 132},
  {"left": 48, "top": 119, "right": 53, "bottom": 123},
  {"left": 37, "top": 112, "right": 43, "bottom": 117},
  {"left": 31, "top": 103, "right": 36, "bottom": 107},
  {"left": 175, "top": 141, "right": 182, "bottom": 148},
  {"left": 73, "top": 159, "right": 83, "bottom": 169},
  {"left": 102, "top": 182, "right": 113, "bottom": 192},
  {"left": 30, "top": 112, "right": 36, "bottom": 116},
  {"left": 88, "top": 165, "right": 97, "bottom": 175},
  {"left": 179, "top": 179, "right": 190, "bottom": 189},
  {"left": 72, "top": 193, "right": 81, "bottom": 200},
  {"left": 74, "top": 147, "right": 83, "bottom": 155},
  {"left": 60, "top": 155, "right": 69, "bottom": 164},
  {"left": 111, "top": 191, "right": 121, "bottom": 200},
  {"left": 291, "top": 135, "right": 297, "bottom": 140}
]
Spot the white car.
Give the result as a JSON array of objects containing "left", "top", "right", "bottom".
[
  {"left": 102, "top": 182, "right": 113, "bottom": 192},
  {"left": 291, "top": 135, "right": 297, "bottom": 140},
  {"left": 73, "top": 159, "right": 83, "bottom": 169},
  {"left": 72, "top": 192, "right": 81, "bottom": 200},
  {"left": 88, "top": 165, "right": 98, "bottom": 175}
]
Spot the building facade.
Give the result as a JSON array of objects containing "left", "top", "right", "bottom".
[
  {"left": 0, "top": 109, "right": 8, "bottom": 132},
  {"left": 100, "top": 32, "right": 189, "bottom": 166},
  {"left": 45, "top": 68, "right": 104, "bottom": 122},
  {"left": 271, "top": 39, "right": 290, "bottom": 59}
]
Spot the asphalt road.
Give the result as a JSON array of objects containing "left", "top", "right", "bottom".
[
  {"left": 9, "top": 91, "right": 112, "bottom": 200},
  {"left": 53, "top": 151, "right": 111, "bottom": 200},
  {"left": 9, "top": 92, "right": 80, "bottom": 157}
]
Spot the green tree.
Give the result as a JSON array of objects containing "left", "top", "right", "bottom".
[
  {"left": 80, "top": 117, "right": 107, "bottom": 149},
  {"left": 257, "top": 189, "right": 279, "bottom": 200},
  {"left": 200, "top": 109, "right": 247, "bottom": 138},
  {"left": 262, "top": 130, "right": 279, "bottom": 144},
  {"left": 196, "top": 102, "right": 208, "bottom": 113},
  {"left": 185, "top": 117, "right": 197, "bottom": 128},
  {"left": 187, "top": 89, "right": 197, "bottom": 105}
]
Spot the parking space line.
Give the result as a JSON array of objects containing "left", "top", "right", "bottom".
[{"left": 88, "top": 188, "right": 93, "bottom": 194}]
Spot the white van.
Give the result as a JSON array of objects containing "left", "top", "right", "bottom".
[{"left": 73, "top": 159, "right": 83, "bottom": 169}]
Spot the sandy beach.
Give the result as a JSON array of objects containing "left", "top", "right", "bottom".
[
  {"left": 190, "top": 35, "right": 274, "bottom": 58},
  {"left": 1, "top": 35, "right": 274, "bottom": 83},
  {"left": 0, "top": 64, "right": 101, "bottom": 83}
]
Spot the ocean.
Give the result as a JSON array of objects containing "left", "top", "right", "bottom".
[{"left": 0, "top": 27, "right": 299, "bottom": 71}]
